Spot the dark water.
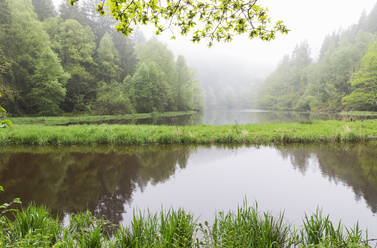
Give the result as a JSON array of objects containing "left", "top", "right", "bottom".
[
  {"left": 71, "top": 109, "right": 376, "bottom": 126},
  {"left": 0, "top": 144, "right": 377, "bottom": 235}
]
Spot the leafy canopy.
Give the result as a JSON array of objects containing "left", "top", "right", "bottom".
[
  {"left": 69, "top": 0, "right": 288, "bottom": 46},
  {"left": 343, "top": 38, "right": 377, "bottom": 111},
  {"left": 0, "top": 93, "right": 12, "bottom": 127}
]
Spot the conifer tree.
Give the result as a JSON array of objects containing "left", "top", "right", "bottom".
[
  {"left": 343, "top": 40, "right": 377, "bottom": 111},
  {"left": 96, "top": 32, "right": 121, "bottom": 82}
]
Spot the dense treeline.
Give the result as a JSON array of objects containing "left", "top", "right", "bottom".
[
  {"left": 258, "top": 5, "right": 377, "bottom": 112},
  {"left": 0, "top": 0, "right": 202, "bottom": 116}
]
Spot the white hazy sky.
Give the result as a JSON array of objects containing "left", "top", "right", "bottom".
[
  {"left": 158, "top": 0, "right": 377, "bottom": 76},
  {"left": 54, "top": 0, "right": 377, "bottom": 76}
]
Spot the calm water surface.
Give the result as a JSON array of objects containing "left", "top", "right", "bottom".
[
  {"left": 1, "top": 144, "right": 377, "bottom": 235},
  {"left": 80, "top": 109, "right": 376, "bottom": 125}
]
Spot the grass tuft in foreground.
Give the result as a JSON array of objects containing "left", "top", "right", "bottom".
[
  {"left": 0, "top": 202, "right": 372, "bottom": 247},
  {"left": 0, "top": 120, "right": 376, "bottom": 145},
  {"left": 201, "top": 202, "right": 291, "bottom": 248}
]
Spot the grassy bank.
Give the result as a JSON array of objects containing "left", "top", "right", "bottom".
[
  {"left": 0, "top": 120, "right": 376, "bottom": 145},
  {"left": 0, "top": 202, "right": 371, "bottom": 247},
  {"left": 8, "top": 111, "right": 197, "bottom": 125},
  {"left": 340, "top": 111, "right": 377, "bottom": 117}
]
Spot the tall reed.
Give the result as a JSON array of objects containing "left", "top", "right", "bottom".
[
  {"left": 200, "top": 202, "right": 290, "bottom": 248},
  {"left": 0, "top": 203, "right": 372, "bottom": 247}
]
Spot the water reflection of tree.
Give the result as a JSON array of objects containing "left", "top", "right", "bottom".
[
  {"left": 202, "top": 110, "right": 337, "bottom": 125},
  {"left": 276, "top": 144, "right": 377, "bottom": 213},
  {"left": 0, "top": 146, "right": 195, "bottom": 224}
]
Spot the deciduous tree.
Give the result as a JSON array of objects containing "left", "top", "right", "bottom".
[
  {"left": 343, "top": 39, "right": 377, "bottom": 111},
  {"left": 69, "top": 0, "right": 288, "bottom": 46}
]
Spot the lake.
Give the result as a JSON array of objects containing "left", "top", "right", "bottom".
[
  {"left": 71, "top": 109, "right": 377, "bottom": 126},
  {"left": 1, "top": 143, "right": 376, "bottom": 236}
]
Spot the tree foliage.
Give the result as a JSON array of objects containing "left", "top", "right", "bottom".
[
  {"left": 95, "top": 81, "right": 134, "bottom": 114},
  {"left": 96, "top": 32, "right": 121, "bottom": 82},
  {"left": 258, "top": 42, "right": 312, "bottom": 110},
  {"left": 4, "top": 0, "right": 67, "bottom": 115},
  {"left": 125, "top": 62, "right": 171, "bottom": 113},
  {"left": 0, "top": 0, "right": 202, "bottom": 116},
  {"left": 45, "top": 17, "right": 97, "bottom": 112},
  {"left": 343, "top": 40, "right": 377, "bottom": 111},
  {"left": 70, "top": 0, "right": 288, "bottom": 46},
  {"left": 258, "top": 5, "right": 377, "bottom": 112},
  {"left": 31, "top": 0, "right": 56, "bottom": 21},
  {"left": 0, "top": 93, "right": 11, "bottom": 127}
]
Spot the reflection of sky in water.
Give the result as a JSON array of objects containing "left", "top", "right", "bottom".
[
  {"left": 124, "top": 146, "right": 377, "bottom": 236},
  {"left": 1, "top": 144, "right": 376, "bottom": 237},
  {"left": 56, "top": 109, "right": 377, "bottom": 126},
  {"left": 200, "top": 109, "right": 374, "bottom": 125}
]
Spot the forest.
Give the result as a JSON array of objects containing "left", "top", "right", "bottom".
[
  {"left": 257, "top": 5, "right": 377, "bottom": 112},
  {"left": 0, "top": 0, "right": 202, "bottom": 116}
]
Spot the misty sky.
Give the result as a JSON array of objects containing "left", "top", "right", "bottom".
[{"left": 53, "top": 0, "right": 377, "bottom": 77}]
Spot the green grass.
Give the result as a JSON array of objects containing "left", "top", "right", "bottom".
[
  {"left": 298, "top": 210, "right": 369, "bottom": 247},
  {"left": 0, "top": 203, "right": 372, "bottom": 247},
  {"left": 339, "top": 111, "right": 377, "bottom": 117},
  {"left": 203, "top": 202, "right": 291, "bottom": 248},
  {"left": 8, "top": 111, "right": 197, "bottom": 125},
  {"left": 0, "top": 120, "right": 376, "bottom": 145}
]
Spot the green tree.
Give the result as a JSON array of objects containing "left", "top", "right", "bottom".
[
  {"left": 0, "top": 0, "right": 18, "bottom": 114},
  {"left": 95, "top": 32, "right": 121, "bottom": 82},
  {"left": 258, "top": 27, "right": 375, "bottom": 112},
  {"left": 112, "top": 31, "right": 137, "bottom": 78},
  {"left": 5, "top": 0, "right": 67, "bottom": 115},
  {"left": 175, "top": 56, "right": 202, "bottom": 110},
  {"left": 303, "top": 31, "right": 374, "bottom": 111},
  {"left": 343, "top": 39, "right": 377, "bottom": 111},
  {"left": 45, "top": 18, "right": 96, "bottom": 112},
  {"left": 136, "top": 39, "right": 176, "bottom": 110},
  {"left": 0, "top": 93, "right": 12, "bottom": 127},
  {"left": 125, "top": 62, "right": 170, "bottom": 113},
  {"left": 59, "top": 1, "right": 91, "bottom": 28},
  {"left": 258, "top": 42, "right": 312, "bottom": 111},
  {"left": 32, "top": 0, "right": 56, "bottom": 21},
  {"left": 26, "top": 50, "right": 68, "bottom": 115},
  {"left": 95, "top": 81, "right": 134, "bottom": 114},
  {"left": 364, "top": 3, "right": 377, "bottom": 33},
  {"left": 69, "top": 0, "right": 288, "bottom": 46},
  {"left": 0, "top": 19, "right": 11, "bottom": 120}
]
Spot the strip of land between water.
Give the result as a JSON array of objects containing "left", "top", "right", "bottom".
[{"left": 0, "top": 120, "right": 376, "bottom": 145}]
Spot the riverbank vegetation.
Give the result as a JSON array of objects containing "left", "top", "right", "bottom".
[
  {"left": 9, "top": 111, "right": 197, "bottom": 125},
  {"left": 340, "top": 111, "right": 377, "bottom": 117},
  {"left": 0, "top": 120, "right": 376, "bottom": 145},
  {"left": 0, "top": 0, "right": 202, "bottom": 117},
  {"left": 257, "top": 4, "right": 377, "bottom": 112},
  {"left": 0, "top": 199, "right": 371, "bottom": 247},
  {"left": 0, "top": 93, "right": 11, "bottom": 127}
]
